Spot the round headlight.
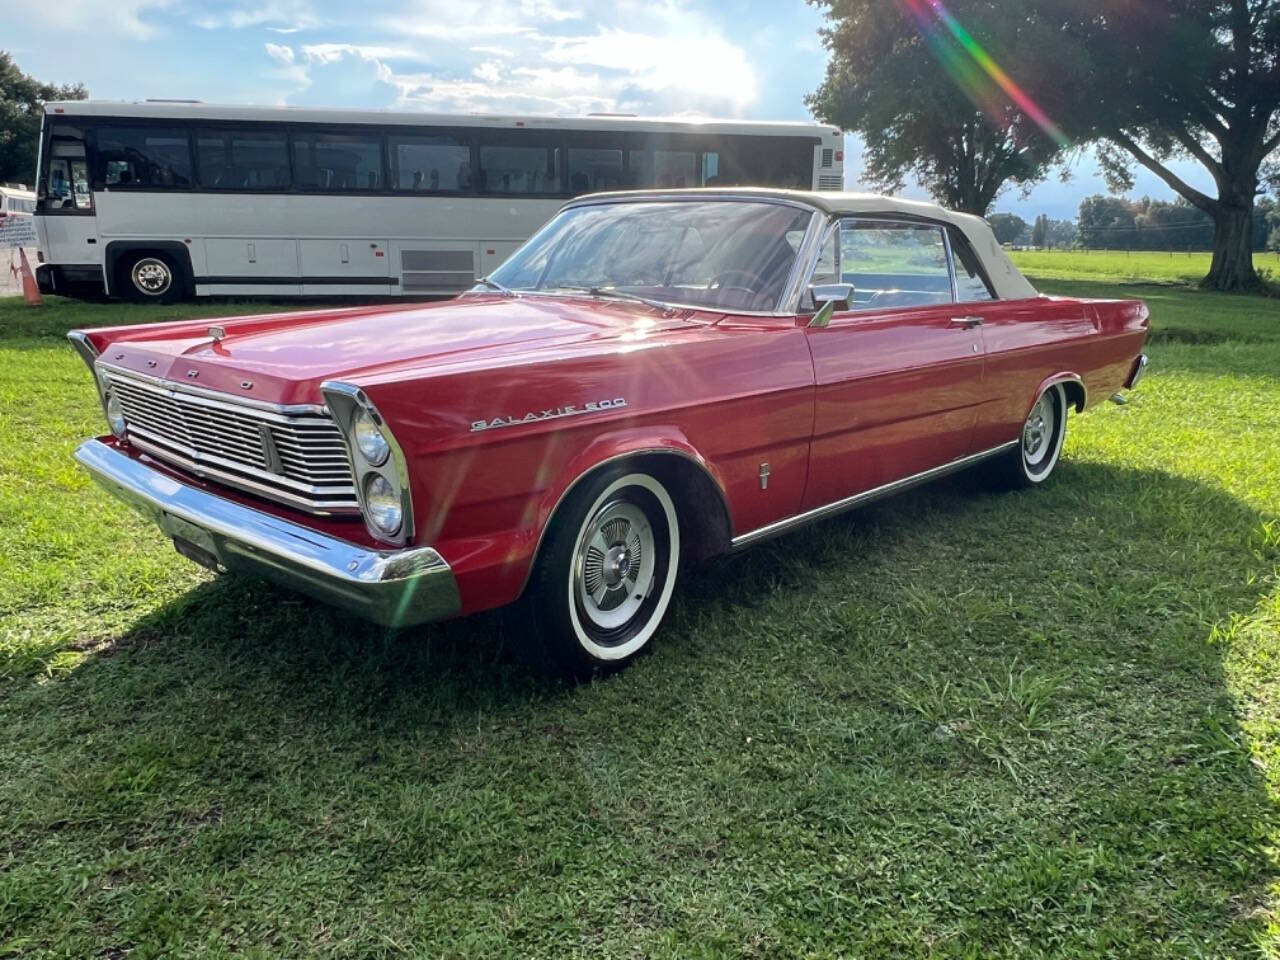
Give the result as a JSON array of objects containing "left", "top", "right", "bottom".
[
  {"left": 354, "top": 409, "right": 390, "bottom": 466},
  {"left": 363, "top": 473, "right": 402, "bottom": 536},
  {"left": 105, "top": 390, "right": 127, "bottom": 436}
]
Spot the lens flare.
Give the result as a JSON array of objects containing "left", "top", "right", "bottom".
[{"left": 898, "top": 0, "right": 1069, "bottom": 148}]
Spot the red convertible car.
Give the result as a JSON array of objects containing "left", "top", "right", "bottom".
[{"left": 69, "top": 189, "right": 1149, "bottom": 678}]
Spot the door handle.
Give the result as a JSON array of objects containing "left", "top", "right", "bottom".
[{"left": 950, "top": 315, "right": 983, "bottom": 328}]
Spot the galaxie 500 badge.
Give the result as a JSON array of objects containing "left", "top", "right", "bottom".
[{"left": 471, "top": 397, "right": 627, "bottom": 432}]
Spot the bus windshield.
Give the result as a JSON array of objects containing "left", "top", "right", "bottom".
[{"left": 487, "top": 200, "right": 814, "bottom": 313}]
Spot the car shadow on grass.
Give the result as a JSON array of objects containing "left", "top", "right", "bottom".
[{"left": 5, "top": 459, "right": 1278, "bottom": 955}]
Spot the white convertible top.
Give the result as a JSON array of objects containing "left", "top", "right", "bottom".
[{"left": 575, "top": 188, "right": 1039, "bottom": 301}]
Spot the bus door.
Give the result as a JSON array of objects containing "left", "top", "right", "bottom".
[{"left": 36, "top": 123, "right": 98, "bottom": 272}]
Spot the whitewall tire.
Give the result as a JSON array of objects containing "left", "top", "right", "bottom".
[{"left": 510, "top": 467, "right": 681, "bottom": 680}]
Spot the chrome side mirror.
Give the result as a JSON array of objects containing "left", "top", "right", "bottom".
[{"left": 808, "top": 282, "right": 854, "bottom": 328}]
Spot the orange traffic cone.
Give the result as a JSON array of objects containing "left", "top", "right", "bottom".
[{"left": 18, "top": 248, "right": 42, "bottom": 304}]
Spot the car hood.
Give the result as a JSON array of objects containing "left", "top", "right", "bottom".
[{"left": 96, "top": 295, "right": 712, "bottom": 405}]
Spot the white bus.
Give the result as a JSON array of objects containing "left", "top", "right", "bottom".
[{"left": 34, "top": 101, "right": 844, "bottom": 302}]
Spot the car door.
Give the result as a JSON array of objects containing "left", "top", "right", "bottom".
[{"left": 801, "top": 217, "right": 986, "bottom": 511}]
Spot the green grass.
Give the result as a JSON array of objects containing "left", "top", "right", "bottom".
[
  {"left": 1011, "top": 248, "right": 1280, "bottom": 286},
  {"left": 1, "top": 284, "right": 1279, "bottom": 958}
]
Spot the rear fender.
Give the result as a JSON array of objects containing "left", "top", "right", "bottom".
[{"left": 1029, "top": 372, "right": 1086, "bottom": 417}]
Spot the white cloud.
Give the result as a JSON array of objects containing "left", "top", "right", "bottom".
[
  {"left": 472, "top": 61, "right": 503, "bottom": 84},
  {"left": 193, "top": 0, "right": 319, "bottom": 31},
  {"left": 264, "top": 43, "right": 295, "bottom": 65},
  {"left": 6, "top": 0, "right": 174, "bottom": 37}
]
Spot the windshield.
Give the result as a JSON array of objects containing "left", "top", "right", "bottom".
[{"left": 486, "top": 200, "right": 814, "bottom": 312}]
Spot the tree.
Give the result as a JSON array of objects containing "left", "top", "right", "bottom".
[
  {"left": 1031, "top": 214, "right": 1048, "bottom": 249},
  {"left": 0, "top": 52, "right": 86, "bottom": 186},
  {"left": 1045, "top": 218, "right": 1077, "bottom": 249},
  {"left": 807, "top": 0, "right": 1065, "bottom": 216},
  {"left": 1026, "top": 0, "right": 1280, "bottom": 290},
  {"left": 988, "top": 213, "right": 1029, "bottom": 245}
]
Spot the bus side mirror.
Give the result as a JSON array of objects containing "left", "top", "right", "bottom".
[{"left": 808, "top": 282, "right": 854, "bottom": 328}]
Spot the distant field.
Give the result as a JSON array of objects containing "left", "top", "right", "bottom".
[{"left": 1011, "top": 248, "right": 1280, "bottom": 285}]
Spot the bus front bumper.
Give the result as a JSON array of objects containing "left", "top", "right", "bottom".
[{"left": 74, "top": 438, "right": 461, "bottom": 627}]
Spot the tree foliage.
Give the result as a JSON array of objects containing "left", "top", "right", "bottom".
[
  {"left": 807, "top": 0, "right": 1065, "bottom": 216},
  {"left": 0, "top": 51, "right": 86, "bottom": 186},
  {"left": 1025, "top": 0, "right": 1280, "bottom": 290},
  {"left": 988, "top": 213, "right": 1029, "bottom": 245}
]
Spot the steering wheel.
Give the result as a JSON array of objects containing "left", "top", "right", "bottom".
[{"left": 708, "top": 269, "right": 770, "bottom": 307}]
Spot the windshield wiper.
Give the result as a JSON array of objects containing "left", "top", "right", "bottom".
[
  {"left": 474, "top": 276, "right": 515, "bottom": 297},
  {"left": 552, "top": 285, "right": 673, "bottom": 313}
]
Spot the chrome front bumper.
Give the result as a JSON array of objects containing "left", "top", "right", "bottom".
[{"left": 74, "top": 439, "right": 460, "bottom": 627}]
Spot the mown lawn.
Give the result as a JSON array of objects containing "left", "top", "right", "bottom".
[
  {"left": 1, "top": 282, "right": 1278, "bottom": 958},
  {"left": 1011, "top": 247, "right": 1280, "bottom": 286}
]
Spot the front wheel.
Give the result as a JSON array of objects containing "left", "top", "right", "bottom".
[
  {"left": 989, "top": 383, "right": 1068, "bottom": 488},
  {"left": 508, "top": 468, "right": 681, "bottom": 681}
]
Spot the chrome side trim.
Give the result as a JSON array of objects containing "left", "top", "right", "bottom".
[
  {"left": 730, "top": 441, "right": 1018, "bottom": 550},
  {"left": 73, "top": 439, "right": 459, "bottom": 627},
  {"left": 320, "top": 380, "right": 416, "bottom": 547}
]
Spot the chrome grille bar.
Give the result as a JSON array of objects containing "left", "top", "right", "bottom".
[{"left": 102, "top": 366, "right": 358, "bottom": 515}]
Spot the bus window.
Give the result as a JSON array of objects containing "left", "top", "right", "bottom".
[
  {"left": 197, "top": 129, "right": 290, "bottom": 190},
  {"left": 293, "top": 132, "right": 384, "bottom": 191},
  {"left": 628, "top": 150, "right": 698, "bottom": 189},
  {"left": 390, "top": 135, "right": 472, "bottom": 192},
  {"left": 97, "top": 127, "right": 192, "bottom": 188},
  {"left": 567, "top": 148, "right": 623, "bottom": 194},
  {"left": 479, "top": 144, "right": 560, "bottom": 195}
]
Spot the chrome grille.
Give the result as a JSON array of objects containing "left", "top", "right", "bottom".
[{"left": 103, "top": 367, "right": 358, "bottom": 514}]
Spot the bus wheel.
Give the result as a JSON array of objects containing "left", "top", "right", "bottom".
[{"left": 118, "top": 252, "right": 184, "bottom": 304}]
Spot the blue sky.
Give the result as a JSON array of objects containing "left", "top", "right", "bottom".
[{"left": 5, "top": 0, "right": 1215, "bottom": 221}]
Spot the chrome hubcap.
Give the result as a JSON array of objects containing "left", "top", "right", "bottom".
[
  {"left": 1023, "top": 393, "right": 1056, "bottom": 466},
  {"left": 574, "top": 500, "right": 656, "bottom": 631},
  {"left": 132, "top": 259, "right": 172, "bottom": 295}
]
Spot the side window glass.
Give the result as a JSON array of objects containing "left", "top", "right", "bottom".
[
  {"left": 98, "top": 127, "right": 192, "bottom": 188},
  {"left": 567, "top": 148, "right": 623, "bottom": 194},
  {"left": 390, "top": 136, "right": 471, "bottom": 191},
  {"left": 197, "top": 130, "right": 290, "bottom": 190},
  {"left": 293, "top": 133, "right": 383, "bottom": 190},
  {"left": 479, "top": 144, "right": 560, "bottom": 195},
  {"left": 949, "top": 228, "right": 996, "bottom": 301},
  {"left": 839, "top": 220, "right": 953, "bottom": 310}
]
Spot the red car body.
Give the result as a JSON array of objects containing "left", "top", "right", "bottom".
[{"left": 69, "top": 190, "right": 1149, "bottom": 671}]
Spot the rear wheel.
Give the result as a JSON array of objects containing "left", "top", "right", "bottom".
[
  {"left": 989, "top": 383, "right": 1067, "bottom": 488},
  {"left": 118, "top": 251, "right": 184, "bottom": 304},
  {"left": 508, "top": 468, "right": 681, "bottom": 681}
]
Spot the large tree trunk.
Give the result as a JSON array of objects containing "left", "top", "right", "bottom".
[{"left": 1204, "top": 201, "right": 1259, "bottom": 292}]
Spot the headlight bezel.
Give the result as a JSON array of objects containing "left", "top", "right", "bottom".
[{"left": 321, "top": 381, "right": 414, "bottom": 547}]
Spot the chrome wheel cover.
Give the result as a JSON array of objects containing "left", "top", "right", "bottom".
[
  {"left": 131, "top": 258, "right": 172, "bottom": 296},
  {"left": 573, "top": 499, "right": 656, "bottom": 633},
  {"left": 1023, "top": 391, "right": 1057, "bottom": 468}
]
